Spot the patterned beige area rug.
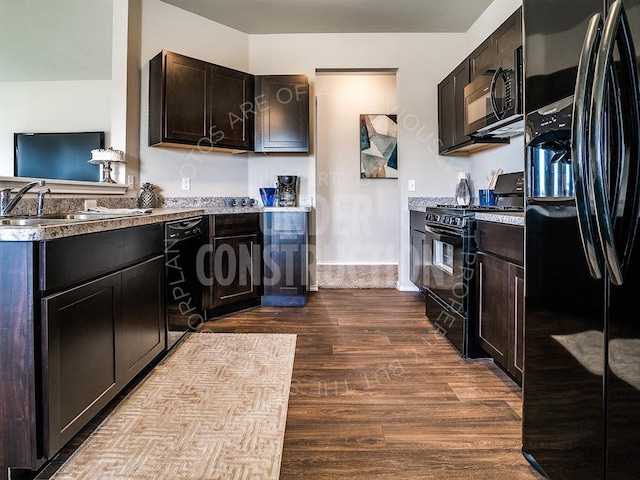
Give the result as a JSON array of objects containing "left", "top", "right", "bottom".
[{"left": 52, "top": 333, "right": 297, "bottom": 480}]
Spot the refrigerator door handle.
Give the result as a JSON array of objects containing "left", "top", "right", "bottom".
[
  {"left": 589, "top": 0, "right": 640, "bottom": 286},
  {"left": 572, "top": 12, "right": 604, "bottom": 279},
  {"left": 611, "top": 3, "right": 640, "bottom": 277}
]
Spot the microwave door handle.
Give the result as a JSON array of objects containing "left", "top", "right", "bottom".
[
  {"left": 489, "top": 67, "right": 503, "bottom": 119},
  {"left": 572, "top": 12, "right": 605, "bottom": 280},
  {"left": 590, "top": 0, "right": 628, "bottom": 286}
]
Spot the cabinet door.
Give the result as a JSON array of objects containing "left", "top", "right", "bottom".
[
  {"left": 255, "top": 75, "right": 309, "bottom": 152},
  {"left": 162, "top": 52, "right": 209, "bottom": 144},
  {"left": 438, "top": 59, "right": 471, "bottom": 154},
  {"left": 469, "top": 37, "right": 494, "bottom": 81},
  {"left": 510, "top": 263, "right": 525, "bottom": 382},
  {"left": 42, "top": 273, "right": 121, "bottom": 458},
  {"left": 263, "top": 212, "right": 308, "bottom": 299},
  {"left": 437, "top": 72, "right": 456, "bottom": 153},
  {"left": 452, "top": 60, "right": 471, "bottom": 147},
  {"left": 211, "top": 65, "right": 254, "bottom": 150},
  {"left": 476, "top": 252, "right": 509, "bottom": 369},
  {"left": 120, "top": 256, "right": 165, "bottom": 385},
  {"left": 410, "top": 228, "right": 425, "bottom": 290},
  {"left": 495, "top": 8, "right": 522, "bottom": 63},
  {"left": 210, "top": 233, "right": 260, "bottom": 307}
]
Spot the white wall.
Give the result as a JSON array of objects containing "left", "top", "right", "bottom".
[
  {"left": 138, "top": 0, "right": 251, "bottom": 198},
  {"left": 315, "top": 73, "right": 398, "bottom": 265},
  {"left": 0, "top": 80, "right": 112, "bottom": 176},
  {"left": 467, "top": 137, "right": 525, "bottom": 196},
  {"left": 247, "top": 32, "right": 473, "bottom": 289},
  {"left": 247, "top": 0, "right": 524, "bottom": 290}
]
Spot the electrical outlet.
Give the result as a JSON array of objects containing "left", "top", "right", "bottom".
[
  {"left": 408, "top": 180, "right": 416, "bottom": 192},
  {"left": 127, "top": 174, "right": 135, "bottom": 188},
  {"left": 84, "top": 199, "right": 98, "bottom": 210},
  {"left": 182, "top": 178, "right": 190, "bottom": 190},
  {"left": 299, "top": 196, "right": 311, "bottom": 207}
]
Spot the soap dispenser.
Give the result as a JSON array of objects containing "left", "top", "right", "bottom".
[{"left": 455, "top": 172, "right": 471, "bottom": 207}]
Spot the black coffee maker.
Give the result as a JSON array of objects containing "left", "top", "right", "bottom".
[{"left": 276, "top": 175, "right": 299, "bottom": 207}]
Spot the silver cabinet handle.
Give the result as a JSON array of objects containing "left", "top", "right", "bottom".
[{"left": 572, "top": 12, "right": 604, "bottom": 279}]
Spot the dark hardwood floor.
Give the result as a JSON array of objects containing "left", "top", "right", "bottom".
[{"left": 197, "top": 289, "right": 544, "bottom": 480}]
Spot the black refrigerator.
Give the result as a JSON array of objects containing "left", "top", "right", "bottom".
[{"left": 522, "top": 0, "right": 640, "bottom": 479}]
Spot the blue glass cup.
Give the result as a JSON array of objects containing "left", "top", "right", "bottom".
[
  {"left": 479, "top": 189, "right": 496, "bottom": 206},
  {"left": 259, "top": 187, "right": 277, "bottom": 207}
]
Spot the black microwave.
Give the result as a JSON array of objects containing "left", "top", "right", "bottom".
[{"left": 463, "top": 46, "right": 523, "bottom": 138}]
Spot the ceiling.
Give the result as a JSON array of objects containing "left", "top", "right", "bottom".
[{"left": 159, "top": 0, "right": 496, "bottom": 34}]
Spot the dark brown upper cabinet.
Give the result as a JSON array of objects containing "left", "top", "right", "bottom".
[
  {"left": 437, "top": 7, "right": 521, "bottom": 156},
  {"left": 438, "top": 59, "right": 470, "bottom": 154},
  {"left": 438, "top": 58, "right": 508, "bottom": 156},
  {"left": 211, "top": 65, "right": 254, "bottom": 150},
  {"left": 470, "top": 7, "right": 522, "bottom": 80},
  {"left": 149, "top": 50, "right": 254, "bottom": 152},
  {"left": 255, "top": 75, "right": 309, "bottom": 153},
  {"left": 469, "top": 38, "right": 494, "bottom": 82}
]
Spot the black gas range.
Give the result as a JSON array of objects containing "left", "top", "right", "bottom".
[{"left": 422, "top": 172, "right": 524, "bottom": 358}]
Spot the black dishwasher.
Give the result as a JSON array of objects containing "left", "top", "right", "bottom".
[{"left": 164, "top": 216, "right": 206, "bottom": 349}]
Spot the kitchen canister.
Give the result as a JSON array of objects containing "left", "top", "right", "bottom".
[
  {"left": 138, "top": 182, "right": 158, "bottom": 208},
  {"left": 455, "top": 172, "right": 471, "bottom": 207}
]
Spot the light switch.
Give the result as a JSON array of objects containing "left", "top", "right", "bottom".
[
  {"left": 408, "top": 180, "right": 416, "bottom": 192},
  {"left": 182, "top": 178, "right": 190, "bottom": 190}
]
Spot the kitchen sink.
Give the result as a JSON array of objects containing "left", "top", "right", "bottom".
[
  {"left": 0, "top": 212, "right": 143, "bottom": 227},
  {"left": 37, "top": 213, "right": 136, "bottom": 221},
  {"left": 0, "top": 218, "right": 67, "bottom": 226}
]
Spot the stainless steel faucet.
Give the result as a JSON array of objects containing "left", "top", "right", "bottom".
[
  {"left": 0, "top": 180, "right": 46, "bottom": 216},
  {"left": 37, "top": 188, "right": 51, "bottom": 217}
]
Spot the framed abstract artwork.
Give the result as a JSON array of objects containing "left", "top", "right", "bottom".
[{"left": 360, "top": 114, "right": 398, "bottom": 179}]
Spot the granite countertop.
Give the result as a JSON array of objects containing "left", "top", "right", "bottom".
[
  {"left": 0, "top": 205, "right": 313, "bottom": 242},
  {"left": 0, "top": 208, "right": 204, "bottom": 242},
  {"left": 475, "top": 211, "right": 525, "bottom": 226},
  {"left": 202, "top": 206, "right": 312, "bottom": 214}
]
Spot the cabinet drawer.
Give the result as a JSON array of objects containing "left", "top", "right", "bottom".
[
  {"left": 40, "top": 224, "right": 164, "bottom": 292},
  {"left": 476, "top": 221, "right": 523, "bottom": 264},
  {"left": 210, "top": 213, "right": 260, "bottom": 237}
]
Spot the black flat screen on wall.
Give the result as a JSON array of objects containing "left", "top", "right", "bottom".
[{"left": 14, "top": 131, "right": 105, "bottom": 182}]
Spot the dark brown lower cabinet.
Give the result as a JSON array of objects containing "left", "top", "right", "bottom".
[
  {"left": 42, "top": 273, "right": 121, "bottom": 458},
  {"left": 206, "top": 214, "right": 262, "bottom": 315},
  {"left": 262, "top": 211, "right": 309, "bottom": 306},
  {"left": 0, "top": 225, "right": 165, "bottom": 479},
  {"left": 409, "top": 211, "right": 426, "bottom": 292},
  {"left": 120, "top": 256, "right": 166, "bottom": 385},
  {"left": 476, "top": 221, "right": 524, "bottom": 384},
  {"left": 42, "top": 255, "right": 165, "bottom": 461}
]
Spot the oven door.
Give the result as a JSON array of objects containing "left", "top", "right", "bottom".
[{"left": 422, "top": 224, "right": 467, "bottom": 315}]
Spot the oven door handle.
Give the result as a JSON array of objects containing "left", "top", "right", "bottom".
[{"left": 424, "top": 224, "right": 463, "bottom": 241}]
